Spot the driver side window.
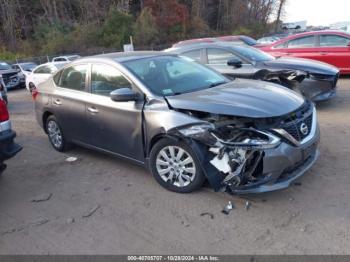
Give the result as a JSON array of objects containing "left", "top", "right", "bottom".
[
  {"left": 207, "top": 48, "right": 240, "bottom": 65},
  {"left": 91, "top": 64, "right": 132, "bottom": 97}
]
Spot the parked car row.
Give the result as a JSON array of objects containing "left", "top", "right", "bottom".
[
  {"left": 166, "top": 42, "right": 340, "bottom": 102},
  {"left": 173, "top": 30, "right": 350, "bottom": 75},
  {"left": 0, "top": 55, "right": 81, "bottom": 100}
]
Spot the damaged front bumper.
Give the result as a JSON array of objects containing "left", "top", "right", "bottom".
[
  {"left": 172, "top": 103, "right": 320, "bottom": 194},
  {"left": 227, "top": 136, "right": 320, "bottom": 194}
]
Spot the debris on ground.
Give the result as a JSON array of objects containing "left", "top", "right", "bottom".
[
  {"left": 245, "top": 201, "right": 251, "bottom": 210},
  {"left": 294, "top": 182, "right": 302, "bottom": 186},
  {"left": 30, "top": 218, "right": 50, "bottom": 227},
  {"left": 289, "top": 197, "right": 294, "bottom": 201},
  {"left": 2, "top": 218, "right": 50, "bottom": 235},
  {"left": 103, "top": 187, "right": 111, "bottom": 192},
  {"left": 66, "top": 157, "right": 78, "bottom": 163},
  {"left": 222, "top": 201, "right": 234, "bottom": 215},
  {"left": 262, "top": 199, "right": 267, "bottom": 202},
  {"left": 30, "top": 193, "right": 52, "bottom": 203},
  {"left": 66, "top": 218, "right": 75, "bottom": 224},
  {"left": 200, "top": 212, "right": 215, "bottom": 220},
  {"left": 82, "top": 205, "right": 100, "bottom": 218},
  {"left": 127, "top": 183, "right": 133, "bottom": 187}
]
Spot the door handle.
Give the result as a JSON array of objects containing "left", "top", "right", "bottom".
[
  {"left": 87, "top": 107, "right": 99, "bottom": 114},
  {"left": 53, "top": 99, "right": 62, "bottom": 105},
  {"left": 319, "top": 52, "right": 328, "bottom": 55}
]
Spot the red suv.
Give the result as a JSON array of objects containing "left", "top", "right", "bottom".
[{"left": 257, "top": 31, "right": 350, "bottom": 74}]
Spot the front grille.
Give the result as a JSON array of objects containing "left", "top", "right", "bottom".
[
  {"left": 2, "top": 74, "right": 18, "bottom": 87},
  {"left": 278, "top": 102, "right": 313, "bottom": 143},
  {"left": 283, "top": 114, "right": 313, "bottom": 141}
]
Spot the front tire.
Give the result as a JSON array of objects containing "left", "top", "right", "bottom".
[
  {"left": 150, "top": 138, "right": 205, "bottom": 193},
  {"left": 46, "top": 115, "right": 71, "bottom": 152}
]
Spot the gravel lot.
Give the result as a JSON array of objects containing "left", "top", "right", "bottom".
[{"left": 1, "top": 78, "right": 350, "bottom": 255}]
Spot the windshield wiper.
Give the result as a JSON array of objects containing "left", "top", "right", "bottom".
[{"left": 208, "top": 81, "right": 227, "bottom": 88}]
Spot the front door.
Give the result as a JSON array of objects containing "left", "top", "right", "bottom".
[
  {"left": 205, "top": 48, "right": 257, "bottom": 78},
  {"left": 85, "top": 63, "right": 144, "bottom": 162}
]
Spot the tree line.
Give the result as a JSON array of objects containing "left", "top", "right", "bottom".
[{"left": 0, "top": 0, "right": 287, "bottom": 59}]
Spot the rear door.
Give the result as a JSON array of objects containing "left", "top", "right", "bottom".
[
  {"left": 52, "top": 63, "right": 91, "bottom": 143},
  {"left": 282, "top": 35, "right": 320, "bottom": 60},
  {"left": 85, "top": 63, "right": 144, "bottom": 162},
  {"left": 317, "top": 34, "right": 350, "bottom": 72}
]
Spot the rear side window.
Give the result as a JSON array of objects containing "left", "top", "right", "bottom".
[
  {"left": 58, "top": 64, "right": 88, "bottom": 91},
  {"left": 207, "top": 48, "right": 240, "bottom": 64},
  {"left": 181, "top": 50, "right": 202, "bottom": 61},
  {"left": 320, "top": 35, "right": 350, "bottom": 47},
  {"left": 287, "top": 36, "right": 315, "bottom": 48},
  {"left": 91, "top": 64, "right": 132, "bottom": 97},
  {"left": 34, "top": 66, "right": 52, "bottom": 74}
]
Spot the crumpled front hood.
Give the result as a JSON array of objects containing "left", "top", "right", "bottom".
[
  {"left": 263, "top": 57, "right": 339, "bottom": 75},
  {"left": 166, "top": 79, "right": 305, "bottom": 118}
]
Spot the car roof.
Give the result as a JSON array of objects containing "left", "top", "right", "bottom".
[
  {"left": 266, "top": 30, "right": 350, "bottom": 47},
  {"left": 165, "top": 41, "right": 246, "bottom": 53},
  {"left": 36, "top": 62, "right": 69, "bottom": 67},
  {"left": 77, "top": 51, "right": 175, "bottom": 63}
]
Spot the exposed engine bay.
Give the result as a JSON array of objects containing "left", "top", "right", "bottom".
[{"left": 172, "top": 109, "right": 285, "bottom": 193}]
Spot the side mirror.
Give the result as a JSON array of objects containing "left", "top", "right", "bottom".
[
  {"left": 227, "top": 58, "right": 242, "bottom": 68},
  {"left": 347, "top": 42, "right": 350, "bottom": 47},
  {"left": 110, "top": 88, "right": 138, "bottom": 102}
]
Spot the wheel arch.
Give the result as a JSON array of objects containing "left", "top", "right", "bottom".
[{"left": 42, "top": 111, "right": 54, "bottom": 133}]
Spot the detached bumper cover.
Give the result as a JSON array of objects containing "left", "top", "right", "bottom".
[
  {"left": 227, "top": 125, "right": 320, "bottom": 194},
  {"left": 0, "top": 130, "right": 22, "bottom": 161},
  {"left": 229, "top": 150, "right": 319, "bottom": 194}
]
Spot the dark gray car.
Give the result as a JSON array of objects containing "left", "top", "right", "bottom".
[
  {"left": 166, "top": 43, "right": 340, "bottom": 102},
  {"left": 34, "top": 52, "right": 320, "bottom": 194}
]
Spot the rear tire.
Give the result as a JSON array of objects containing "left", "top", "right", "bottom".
[
  {"left": 149, "top": 138, "right": 205, "bottom": 193},
  {"left": 46, "top": 115, "right": 71, "bottom": 152}
]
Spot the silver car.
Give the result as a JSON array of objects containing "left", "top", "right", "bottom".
[{"left": 34, "top": 52, "right": 320, "bottom": 194}]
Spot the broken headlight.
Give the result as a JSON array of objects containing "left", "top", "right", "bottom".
[
  {"left": 178, "top": 123, "right": 214, "bottom": 136},
  {"left": 210, "top": 128, "right": 281, "bottom": 150}
]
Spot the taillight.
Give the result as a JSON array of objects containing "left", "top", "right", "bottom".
[
  {"left": 0, "top": 99, "right": 9, "bottom": 122},
  {"left": 32, "top": 88, "right": 39, "bottom": 100}
]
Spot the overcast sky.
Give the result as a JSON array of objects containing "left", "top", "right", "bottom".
[{"left": 285, "top": 0, "right": 350, "bottom": 26}]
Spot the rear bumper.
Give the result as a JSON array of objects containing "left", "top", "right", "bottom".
[{"left": 0, "top": 130, "right": 22, "bottom": 161}]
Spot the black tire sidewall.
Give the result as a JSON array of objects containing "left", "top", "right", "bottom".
[{"left": 149, "top": 138, "right": 205, "bottom": 193}]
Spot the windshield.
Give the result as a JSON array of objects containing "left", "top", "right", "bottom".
[
  {"left": 68, "top": 56, "right": 80, "bottom": 61},
  {"left": 122, "top": 56, "right": 228, "bottom": 96},
  {"left": 0, "top": 62, "right": 11, "bottom": 70},
  {"left": 233, "top": 46, "right": 275, "bottom": 62},
  {"left": 241, "top": 36, "right": 257, "bottom": 46},
  {"left": 55, "top": 63, "right": 68, "bottom": 70},
  {"left": 20, "top": 63, "right": 38, "bottom": 72}
]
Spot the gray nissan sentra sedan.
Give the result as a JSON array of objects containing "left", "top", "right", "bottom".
[{"left": 34, "top": 51, "right": 320, "bottom": 194}]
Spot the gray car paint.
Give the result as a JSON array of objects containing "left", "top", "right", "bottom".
[
  {"left": 166, "top": 43, "right": 339, "bottom": 102},
  {"left": 35, "top": 52, "right": 319, "bottom": 194},
  {"left": 165, "top": 78, "right": 304, "bottom": 118}
]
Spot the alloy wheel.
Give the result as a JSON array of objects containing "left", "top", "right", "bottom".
[
  {"left": 156, "top": 146, "right": 196, "bottom": 188},
  {"left": 47, "top": 120, "right": 63, "bottom": 149}
]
